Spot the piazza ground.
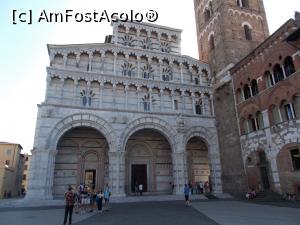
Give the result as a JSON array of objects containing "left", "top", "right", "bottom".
[{"left": 0, "top": 200, "right": 299, "bottom": 225}]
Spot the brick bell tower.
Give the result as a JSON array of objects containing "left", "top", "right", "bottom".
[
  {"left": 194, "top": 0, "right": 269, "bottom": 81},
  {"left": 194, "top": 0, "right": 269, "bottom": 194}
]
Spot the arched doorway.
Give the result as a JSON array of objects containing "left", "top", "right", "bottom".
[
  {"left": 277, "top": 144, "right": 300, "bottom": 195},
  {"left": 125, "top": 129, "right": 173, "bottom": 195},
  {"left": 245, "top": 150, "right": 270, "bottom": 191},
  {"left": 53, "top": 127, "right": 109, "bottom": 197},
  {"left": 186, "top": 137, "right": 210, "bottom": 189}
]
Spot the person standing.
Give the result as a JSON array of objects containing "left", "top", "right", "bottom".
[
  {"left": 103, "top": 184, "right": 111, "bottom": 210},
  {"left": 96, "top": 190, "right": 104, "bottom": 213},
  {"left": 138, "top": 183, "right": 143, "bottom": 196},
  {"left": 184, "top": 184, "right": 190, "bottom": 206},
  {"left": 63, "top": 186, "right": 75, "bottom": 225}
]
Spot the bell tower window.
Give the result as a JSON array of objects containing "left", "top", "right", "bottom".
[{"left": 244, "top": 25, "right": 252, "bottom": 40}]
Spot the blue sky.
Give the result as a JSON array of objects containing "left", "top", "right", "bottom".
[{"left": 0, "top": 0, "right": 299, "bottom": 152}]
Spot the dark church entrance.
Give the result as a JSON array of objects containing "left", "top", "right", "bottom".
[{"left": 131, "top": 164, "right": 147, "bottom": 192}]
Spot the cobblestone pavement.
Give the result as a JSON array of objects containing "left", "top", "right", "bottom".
[{"left": 0, "top": 200, "right": 300, "bottom": 225}]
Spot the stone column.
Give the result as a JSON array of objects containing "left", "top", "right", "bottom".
[
  {"left": 180, "top": 63, "right": 183, "bottom": 83},
  {"left": 269, "top": 152, "right": 281, "bottom": 193},
  {"left": 113, "top": 52, "right": 117, "bottom": 76},
  {"left": 270, "top": 71, "right": 275, "bottom": 85},
  {"left": 210, "top": 95, "right": 215, "bottom": 116},
  {"left": 171, "top": 90, "right": 175, "bottom": 110},
  {"left": 281, "top": 64, "right": 286, "bottom": 79},
  {"left": 88, "top": 53, "right": 93, "bottom": 72},
  {"left": 99, "top": 82, "right": 104, "bottom": 108},
  {"left": 125, "top": 85, "right": 129, "bottom": 110},
  {"left": 108, "top": 148, "right": 126, "bottom": 197},
  {"left": 137, "top": 86, "right": 140, "bottom": 111},
  {"left": 25, "top": 149, "right": 57, "bottom": 200},
  {"left": 172, "top": 137, "right": 188, "bottom": 195},
  {"left": 137, "top": 56, "right": 141, "bottom": 78},
  {"left": 208, "top": 143, "right": 223, "bottom": 194},
  {"left": 149, "top": 88, "right": 152, "bottom": 112},
  {"left": 192, "top": 93, "right": 196, "bottom": 115},
  {"left": 159, "top": 89, "right": 164, "bottom": 112}
]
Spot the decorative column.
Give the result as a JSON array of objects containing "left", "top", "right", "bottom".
[
  {"left": 159, "top": 89, "right": 164, "bottom": 112},
  {"left": 208, "top": 142, "right": 223, "bottom": 194},
  {"left": 191, "top": 93, "right": 196, "bottom": 115},
  {"left": 25, "top": 149, "right": 57, "bottom": 200},
  {"left": 159, "top": 59, "right": 163, "bottom": 80},
  {"left": 76, "top": 54, "right": 80, "bottom": 68},
  {"left": 210, "top": 95, "right": 215, "bottom": 116},
  {"left": 108, "top": 151, "right": 126, "bottom": 196},
  {"left": 99, "top": 82, "right": 104, "bottom": 108},
  {"left": 113, "top": 52, "right": 117, "bottom": 76},
  {"left": 88, "top": 52, "right": 93, "bottom": 72},
  {"left": 281, "top": 64, "right": 287, "bottom": 79},
  {"left": 172, "top": 136, "right": 188, "bottom": 195},
  {"left": 270, "top": 71, "right": 275, "bottom": 85},
  {"left": 125, "top": 85, "right": 129, "bottom": 110},
  {"left": 73, "top": 79, "right": 78, "bottom": 106},
  {"left": 137, "top": 56, "right": 141, "bottom": 78},
  {"left": 112, "top": 83, "right": 117, "bottom": 108},
  {"left": 171, "top": 90, "right": 175, "bottom": 110},
  {"left": 63, "top": 54, "right": 67, "bottom": 67},
  {"left": 137, "top": 86, "right": 140, "bottom": 111},
  {"left": 179, "top": 63, "right": 184, "bottom": 83},
  {"left": 149, "top": 87, "right": 152, "bottom": 112}
]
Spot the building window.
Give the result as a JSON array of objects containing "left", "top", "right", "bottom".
[
  {"left": 22, "top": 174, "right": 27, "bottom": 180},
  {"left": 290, "top": 149, "right": 300, "bottom": 170},
  {"left": 264, "top": 71, "right": 274, "bottom": 88},
  {"left": 25, "top": 157, "right": 29, "bottom": 161},
  {"left": 284, "top": 56, "right": 295, "bottom": 77},
  {"left": 24, "top": 165, "right": 28, "bottom": 170},
  {"left": 243, "top": 84, "right": 251, "bottom": 99},
  {"left": 174, "top": 100, "right": 178, "bottom": 110},
  {"left": 162, "top": 67, "right": 172, "bottom": 81},
  {"left": 195, "top": 78, "right": 199, "bottom": 85},
  {"left": 195, "top": 100, "right": 202, "bottom": 115},
  {"left": 6, "top": 149, "right": 12, "bottom": 155},
  {"left": 204, "top": 9, "right": 211, "bottom": 22},
  {"left": 271, "top": 105, "right": 281, "bottom": 124},
  {"left": 5, "top": 160, "right": 10, "bottom": 166},
  {"left": 281, "top": 100, "right": 295, "bottom": 121},
  {"left": 244, "top": 25, "right": 252, "bottom": 40},
  {"left": 251, "top": 79, "right": 259, "bottom": 96},
  {"left": 209, "top": 35, "right": 215, "bottom": 50},
  {"left": 273, "top": 64, "right": 284, "bottom": 83},
  {"left": 142, "top": 94, "right": 150, "bottom": 112},
  {"left": 122, "top": 62, "right": 135, "bottom": 77},
  {"left": 241, "top": 0, "right": 249, "bottom": 7},
  {"left": 248, "top": 115, "right": 258, "bottom": 132}
]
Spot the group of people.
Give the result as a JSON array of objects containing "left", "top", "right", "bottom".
[
  {"left": 63, "top": 184, "right": 111, "bottom": 225},
  {"left": 245, "top": 189, "right": 257, "bottom": 200},
  {"left": 134, "top": 182, "right": 144, "bottom": 196},
  {"left": 184, "top": 181, "right": 210, "bottom": 206}
]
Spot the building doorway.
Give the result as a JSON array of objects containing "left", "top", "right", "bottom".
[
  {"left": 131, "top": 164, "right": 147, "bottom": 192},
  {"left": 125, "top": 128, "right": 173, "bottom": 195},
  {"left": 85, "top": 170, "right": 96, "bottom": 190}
]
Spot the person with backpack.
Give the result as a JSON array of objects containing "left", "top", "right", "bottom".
[{"left": 63, "top": 186, "right": 75, "bottom": 225}]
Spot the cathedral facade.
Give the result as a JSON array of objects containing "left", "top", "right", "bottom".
[{"left": 26, "top": 21, "right": 223, "bottom": 199}]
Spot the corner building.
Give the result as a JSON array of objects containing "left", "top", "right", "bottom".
[{"left": 26, "top": 21, "right": 223, "bottom": 199}]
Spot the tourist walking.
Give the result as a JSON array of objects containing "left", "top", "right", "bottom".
[
  {"left": 104, "top": 184, "right": 111, "bottom": 210},
  {"left": 184, "top": 184, "right": 191, "bottom": 206},
  {"left": 63, "top": 186, "right": 75, "bottom": 225}
]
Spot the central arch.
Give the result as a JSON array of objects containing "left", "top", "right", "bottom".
[{"left": 125, "top": 128, "right": 173, "bottom": 195}]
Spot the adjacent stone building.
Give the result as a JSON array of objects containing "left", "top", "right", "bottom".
[
  {"left": 22, "top": 153, "right": 32, "bottom": 193},
  {"left": 0, "top": 142, "right": 24, "bottom": 198},
  {"left": 26, "top": 21, "right": 223, "bottom": 199},
  {"left": 194, "top": 0, "right": 270, "bottom": 193},
  {"left": 231, "top": 13, "right": 300, "bottom": 196}
]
